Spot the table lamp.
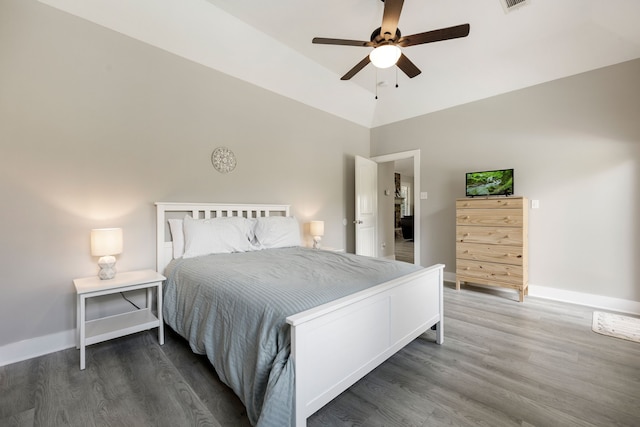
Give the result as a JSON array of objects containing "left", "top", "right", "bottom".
[
  {"left": 310, "top": 221, "right": 324, "bottom": 249},
  {"left": 91, "top": 228, "right": 123, "bottom": 280}
]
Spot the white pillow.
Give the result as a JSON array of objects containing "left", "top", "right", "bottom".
[
  {"left": 182, "top": 215, "right": 254, "bottom": 258},
  {"left": 168, "top": 219, "right": 185, "bottom": 259},
  {"left": 253, "top": 216, "right": 301, "bottom": 249}
]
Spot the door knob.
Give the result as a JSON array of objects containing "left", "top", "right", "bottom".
[{"left": 353, "top": 220, "right": 363, "bottom": 224}]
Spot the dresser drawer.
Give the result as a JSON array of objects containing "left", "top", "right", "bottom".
[
  {"left": 456, "top": 209, "right": 524, "bottom": 227},
  {"left": 456, "top": 242, "right": 524, "bottom": 266},
  {"left": 456, "top": 225, "right": 524, "bottom": 246},
  {"left": 456, "top": 259, "right": 524, "bottom": 285},
  {"left": 456, "top": 198, "right": 524, "bottom": 210}
]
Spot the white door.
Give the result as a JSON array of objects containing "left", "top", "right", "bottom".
[{"left": 355, "top": 155, "right": 378, "bottom": 257}]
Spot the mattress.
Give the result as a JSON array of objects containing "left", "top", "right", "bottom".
[{"left": 163, "top": 247, "right": 422, "bottom": 426}]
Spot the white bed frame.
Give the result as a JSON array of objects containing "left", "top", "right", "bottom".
[{"left": 155, "top": 202, "right": 444, "bottom": 427}]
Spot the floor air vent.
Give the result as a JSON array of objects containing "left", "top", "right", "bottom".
[{"left": 500, "top": 0, "right": 529, "bottom": 13}]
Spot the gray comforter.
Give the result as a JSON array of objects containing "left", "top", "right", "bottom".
[{"left": 163, "top": 247, "right": 421, "bottom": 426}]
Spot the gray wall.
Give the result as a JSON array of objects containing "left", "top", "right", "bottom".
[
  {"left": 371, "top": 59, "right": 640, "bottom": 302},
  {"left": 0, "top": 0, "right": 369, "bottom": 347}
]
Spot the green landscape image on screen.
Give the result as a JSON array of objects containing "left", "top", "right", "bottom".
[{"left": 466, "top": 170, "right": 513, "bottom": 196}]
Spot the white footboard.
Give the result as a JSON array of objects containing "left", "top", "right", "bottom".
[{"left": 286, "top": 263, "right": 444, "bottom": 427}]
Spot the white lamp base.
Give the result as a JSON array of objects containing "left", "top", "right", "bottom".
[
  {"left": 313, "top": 236, "right": 322, "bottom": 249},
  {"left": 97, "top": 255, "right": 117, "bottom": 280}
]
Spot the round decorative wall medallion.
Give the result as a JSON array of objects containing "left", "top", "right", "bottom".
[{"left": 211, "top": 147, "right": 237, "bottom": 173}]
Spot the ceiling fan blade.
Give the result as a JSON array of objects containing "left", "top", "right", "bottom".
[
  {"left": 381, "top": 0, "right": 404, "bottom": 40},
  {"left": 312, "top": 37, "right": 373, "bottom": 47},
  {"left": 398, "top": 24, "right": 470, "bottom": 47},
  {"left": 396, "top": 53, "right": 421, "bottom": 78},
  {"left": 341, "top": 56, "right": 371, "bottom": 80}
]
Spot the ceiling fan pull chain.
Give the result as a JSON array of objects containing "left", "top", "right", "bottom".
[
  {"left": 396, "top": 66, "right": 399, "bottom": 88},
  {"left": 375, "top": 68, "right": 379, "bottom": 100}
]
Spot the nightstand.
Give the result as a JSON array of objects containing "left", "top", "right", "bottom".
[{"left": 74, "top": 269, "right": 165, "bottom": 370}]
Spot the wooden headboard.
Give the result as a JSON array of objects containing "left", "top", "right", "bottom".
[{"left": 155, "top": 202, "right": 291, "bottom": 274}]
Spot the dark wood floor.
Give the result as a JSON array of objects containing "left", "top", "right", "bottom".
[
  {"left": 395, "top": 237, "right": 414, "bottom": 264},
  {"left": 2, "top": 284, "right": 639, "bottom": 426}
]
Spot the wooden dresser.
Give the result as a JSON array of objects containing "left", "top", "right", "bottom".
[{"left": 455, "top": 197, "right": 528, "bottom": 302}]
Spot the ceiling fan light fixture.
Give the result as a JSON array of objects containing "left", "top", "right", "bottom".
[{"left": 369, "top": 45, "right": 401, "bottom": 69}]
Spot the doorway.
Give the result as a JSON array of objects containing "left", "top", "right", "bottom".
[
  {"left": 394, "top": 159, "right": 414, "bottom": 263},
  {"left": 371, "top": 150, "right": 421, "bottom": 265}
]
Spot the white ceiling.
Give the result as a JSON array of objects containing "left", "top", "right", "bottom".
[{"left": 40, "top": 0, "right": 640, "bottom": 128}]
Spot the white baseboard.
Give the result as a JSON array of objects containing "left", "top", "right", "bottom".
[
  {"left": 0, "top": 329, "right": 76, "bottom": 367},
  {"left": 444, "top": 272, "right": 640, "bottom": 315},
  {"left": 528, "top": 284, "right": 640, "bottom": 315}
]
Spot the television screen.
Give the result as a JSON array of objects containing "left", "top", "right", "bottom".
[{"left": 465, "top": 169, "right": 514, "bottom": 197}]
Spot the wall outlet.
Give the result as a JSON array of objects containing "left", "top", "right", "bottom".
[
  {"left": 420, "top": 192, "right": 428, "bottom": 200},
  {"left": 531, "top": 200, "right": 540, "bottom": 209}
]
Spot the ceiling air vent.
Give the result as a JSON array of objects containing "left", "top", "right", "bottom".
[{"left": 500, "top": 0, "right": 529, "bottom": 13}]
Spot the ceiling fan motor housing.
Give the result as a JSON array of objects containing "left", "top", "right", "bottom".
[{"left": 371, "top": 27, "right": 402, "bottom": 45}]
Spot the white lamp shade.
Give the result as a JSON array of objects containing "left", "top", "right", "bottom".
[
  {"left": 91, "top": 228, "right": 123, "bottom": 256},
  {"left": 369, "top": 45, "right": 401, "bottom": 69},
  {"left": 310, "top": 221, "right": 325, "bottom": 237}
]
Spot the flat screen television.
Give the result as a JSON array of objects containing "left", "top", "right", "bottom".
[{"left": 465, "top": 169, "right": 514, "bottom": 197}]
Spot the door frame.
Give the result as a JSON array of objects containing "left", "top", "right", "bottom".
[{"left": 371, "top": 149, "right": 421, "bottom": 265}]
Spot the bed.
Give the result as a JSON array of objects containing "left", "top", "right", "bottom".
[{"left": 155, "top": 202, "right": 444, "bottom": 427}]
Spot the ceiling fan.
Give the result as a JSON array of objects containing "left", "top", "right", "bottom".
[{"left": 312, "top": 0, "right": 470, "bottom": 80}]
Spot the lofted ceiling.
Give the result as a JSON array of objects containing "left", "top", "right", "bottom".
[{"left": 39, "top": 0, "right": 640, "bottom": 128}]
